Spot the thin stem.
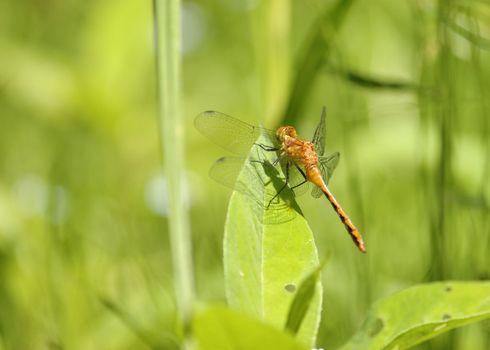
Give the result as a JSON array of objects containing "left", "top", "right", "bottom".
[{"left": 153, "top": 0, "right": 194, "bottom": 334}]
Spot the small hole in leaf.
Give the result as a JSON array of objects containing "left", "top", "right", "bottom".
[
  {"left": 442, "top": 314, "right": 451, "bottom": 321},
  {"left": 285, "top": 283, "right": 296, "bottom": 293},
  {"left": 444, "top": 286, "right": 452, "bottom": 292},
  {"left": 369, "top": 318, "right": 384, "bottom": 337}
]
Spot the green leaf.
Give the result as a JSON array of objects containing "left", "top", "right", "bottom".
[
  {"left": 223, "top": 136, "right": 322, "bottom": 347},
  {"left": 193, "top": 305, "right": 308, "bottom": 350},
  {"left": 339, "top": 281, "right": 490, "bottom": 350},
  {"left": 285, "top": 261, "right": 328, "bottom": 335}
]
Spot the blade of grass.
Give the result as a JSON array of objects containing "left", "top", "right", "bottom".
[
  {"left": 429, "top": 0, "right": 454, "bottom": 282},
  {"left": 282, "top": 0, "right": 356, "bottom": 125},
  {"left": 153, "top": 0, "right": 195, "bottom": 335}
]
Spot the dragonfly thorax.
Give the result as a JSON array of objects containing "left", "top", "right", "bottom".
[{"left": 280, "top": 135, "right": 320, "bottom": 169}]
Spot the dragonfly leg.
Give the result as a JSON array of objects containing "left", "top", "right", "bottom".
[
  {"left": 266, "top": 162, "right": 290, "bottom": 208},
  {"left": 272, "top": 156, "right": 284, "bottom": 167},
  {"left": 254, "top": 143, "right": 279, "bottom": 152},
  {"left": 290, "top": 164, "right": 308, "bottom": 190},
  {"left": 254, "top": 143, "right": 282, "bottom": 167},
  {"left": 250, "top": 153, "right": 282, "bottom": 167}
]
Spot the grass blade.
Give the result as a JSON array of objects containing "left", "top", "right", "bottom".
[{"left": 153, "top": 0, "right": 194, "bottom": 332}]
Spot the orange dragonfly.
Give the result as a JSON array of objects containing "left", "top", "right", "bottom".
[{"left": 195, "top": 108, "right": 366, "bottom": 253}]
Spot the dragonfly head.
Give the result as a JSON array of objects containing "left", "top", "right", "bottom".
[{"left": 276, "top": 126, "right": 297, "bottom": 141}]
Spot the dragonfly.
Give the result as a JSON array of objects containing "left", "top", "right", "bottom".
[{"left": 195, "top": 108, "right": 366, "bottom": 253}]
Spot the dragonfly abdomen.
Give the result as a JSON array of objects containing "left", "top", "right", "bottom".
[
  {"left": 305, "top": 166, "right": 324, "bottom": 188},
  {"left": 323, "top": 187, "right": 366, "bottom": 253},
  {"left": 307, "top": 167, "right": 366, "bottom": 253}
]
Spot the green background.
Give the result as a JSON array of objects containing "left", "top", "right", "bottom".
[{"left": 0, "top": 0, "right": 489, "bottom": 349}]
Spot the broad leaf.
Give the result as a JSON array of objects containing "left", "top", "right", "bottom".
[
  {"left": 193, "top": 305, "right": 308, "bottom": 350},
  {"left": 339, "top": 281, "right": 490, "bottom": 350},
  {"left": 223, "top": 135, "right": 322, "bottom": 347}
]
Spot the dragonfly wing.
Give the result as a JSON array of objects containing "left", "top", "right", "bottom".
[
  {"left": 311, "top": 183, "right": 323, "bottom": 198},
  {"left": 208, "top": 156, "right": 299, "bottom": 224},
  {"left": 208, "top": 156, "right": 246, "bottom": 190},
  {"left": 311, "top": 107, "right": 326, "bottom": 156},
  {"left": 195, "top": 111, "right": 277, "bottom": 155},
  {"left": 209, "top": 156, "right": 271, "bottom": 206},
  {"left": 319, "top": 152, "right": 340, "bottom": 185},
  {"left": 209, "top": 156, "right": 294, "bottom": 199},
  {"left": 311, "top": 152, "right": 340, "bottom": 198}
]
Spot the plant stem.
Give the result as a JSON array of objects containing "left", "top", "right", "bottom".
[{"left": 153, "top": 0, "right": 195, "bottom": 332}]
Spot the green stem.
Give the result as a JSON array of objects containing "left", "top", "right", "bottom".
[{"left": 153, "top": 0, "right": 194, "bottom": 333}]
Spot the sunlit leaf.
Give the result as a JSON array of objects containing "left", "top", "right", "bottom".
[
  {"left": 223, "top": 134, "right": 322, "bottom": 347},
  {"left": 339, "top": 281, "right": 490, "bottom": 350}
]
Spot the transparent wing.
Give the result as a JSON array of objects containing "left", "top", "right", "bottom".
[
  {"left": 311, "top": 152, "right": 340, "bottom": 198},
  {"left": 209, "top": 157, "right": 270, "bottom": 208},
  {"left": 319, "top": 151, "right": 340, "bottom": 184},
  {"left": 211, "top": 156, "right": 309, "bottom": 197},
  {"left": 207, "top": 156, "right": 299, "bottom": 224},
  {"left": 208, "top": 156, "right": 244, "bottom": 190},
  {"left": 195, "top": 111, "right": 278, "bottom": 155},
  {"left": 311, "top": 107, "right": 326, "bottom": 156}
]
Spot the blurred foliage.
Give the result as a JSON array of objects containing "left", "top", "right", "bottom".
[
  {"left": 0, "top": 0, "right": 489, "bottom": 349},
  {"left": 340, "top": 282, "right": 490, "bottom": 350}
]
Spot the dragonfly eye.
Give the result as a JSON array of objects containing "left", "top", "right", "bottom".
[{"left": 276, "top": 126, "right": 297, "bottom": 140}]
